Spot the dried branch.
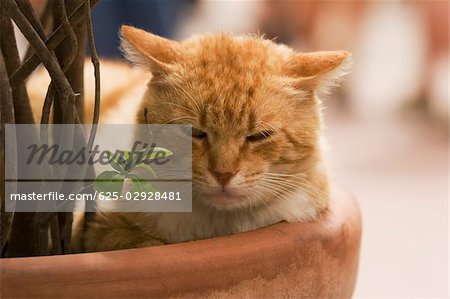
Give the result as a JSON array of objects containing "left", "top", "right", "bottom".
[
  {"left": 23, "top": 0, "right": 54, "bottom": 61},
  {"left": 49, "top": 214, "right": 62, "bottom": 254},
  {"left": 3, "top": 0, "right": 101, "bottom": 256},
  {"left": 58, "top": 212, "right": 72, "bottom": 254},
  {"left": 0, "top": 54, "right": 15, "bottom": 123},
  {"left": 41, "top": 0, "right": 79, "bottom": 126},
  {"left": 52, "top": 0, "right": 90, "bottom": 253},
  {"left": 10, "top": 3, "right": 63, "bottom": 256},
  {"left": 16, "top": 0, "right": 47, "bottom": 39},
  {"left": 4, "top": 0, "right": 83, "bottom": 256},
  {"left": 82, "top": 0, "right": 101, "bottom": 246},
  {"left": 85, "top": 0, "right": 100, "bottom": 147},
  {"left": 8, "top": 0, "right": 100, "bottom": 86},
  {"left": 52, "top": 0, "right": 86, "bottom": 124},
  {"left": 54, "top": 0, "right": 78, "bottom": 72},
  {"left": 41, "top": 0, "right": 80, "bottom": 127},
  {"left": 3, "top": 0, "right": 76, "bottom": 125},
  {"left": 1, "top": 3, "right": 46, "bottom": 257},
  {"left": 14, "top": 1, "right": 56, "bottom": 134},
  {"left": 0, "top": 9, "right": 35, "bottom": 124},
  {"left": 39, "top": 0, "right": 54, "bottom": 36},
  {"left": 0, "top": 52, "right": 16, "bottom": 255},
  {"left": 40, "top": 85, "right": 55, "bottom": 125}
]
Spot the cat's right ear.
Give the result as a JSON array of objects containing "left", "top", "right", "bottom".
[
  {"left": 286, "top": 51, "right": 352, "bottom": 94},
  {"left": 120, "top": 25, "right": 179, "bottom": 75}
]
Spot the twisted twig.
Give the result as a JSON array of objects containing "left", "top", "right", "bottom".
[
  {"left": 23, "top": 0, "right": 54, "bottom": 61},
  {"left": 40, "top": 0, "right": 79, "bottom": 132},
  {"left": 85, "top": 0, "right": 100, "bottom": 147},
  {"left": 54, "top": 0, "right": 78, "bottom": 71},
  {"left": 3, "top": 0, "right": 101, "bottom": 256},
  {"left": 0, "top": 52, "right": 16, "bottom": 256},
  {"left": 8, "top": 0, "right": 100, "bottom": 86},
  {"left": 81, "top": 0, "right": 101, "bottom": 249},
  {"left": 16, "top": 0, "right": 47, "bottom": 42},
  {"left": 0, "top": 3, "right": 44, "bottom": 257},
  {"left": 2, "top": 0, "right": 76, "bottom": 124},
  {"left": 0, "top": 8, "right": 35, "bottom": 124}
]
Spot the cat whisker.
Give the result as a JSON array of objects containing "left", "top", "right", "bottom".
[
  {"left": 268, "top": 175, "right": 330, "bottom": 199},
  {"left": 253, "top": 184, "right": 296, "bottom": 206},
  {"left": 255, "top": 121, "right": 278, "bottom": 134},
  {"left": 162, "top": 101, "right": 197, "bottom": 115},
  {"left": 164, "top": 116, "right": 197, "bottom": 124},
  {"left": 262, "top": 177, "right": 328, "bottom": 200},
  {"left": 259, "top": 178, "right": 328, "bottom": 208},
  {"left": 168, "top": 75, "right": 202, "bottom": 113}
]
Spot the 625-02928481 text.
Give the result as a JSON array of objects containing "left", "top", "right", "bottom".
[
  {"left": 98, "top": 191, "right": 182, "bottom": 201},
  {"left": 9, "top": 191, "right": 183, "bottom": 201}
]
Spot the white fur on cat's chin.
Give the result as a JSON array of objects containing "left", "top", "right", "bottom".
[{"left": 150, "top": 190, "right": 318, "bottom": 243}]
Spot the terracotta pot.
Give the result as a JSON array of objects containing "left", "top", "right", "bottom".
[{"left": 1, "top": 183, "right": 361, "bottom": 298}]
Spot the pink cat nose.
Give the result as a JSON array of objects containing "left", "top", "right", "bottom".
[{"left": 213, "top": 171, "right": 237, "bottom": 187}]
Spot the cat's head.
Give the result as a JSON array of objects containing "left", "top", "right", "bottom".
[{"left": 120, "top": 25, "right": 351, "bottom": 213}]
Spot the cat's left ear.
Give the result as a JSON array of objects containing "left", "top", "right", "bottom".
[
  {"left": 120, "top": 25, "right": 180, "bottom": 75},
  {"left": 286, "top": 51, "right": 352, "bottom": 93}
]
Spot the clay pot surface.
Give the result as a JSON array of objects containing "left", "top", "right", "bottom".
[{"left": 1, "top": 183, "right": 361, "bottom": 298}]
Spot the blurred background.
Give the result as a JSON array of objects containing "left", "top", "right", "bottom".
[{"left": 21, "top": 0, "right": 449, "bottom": 297}]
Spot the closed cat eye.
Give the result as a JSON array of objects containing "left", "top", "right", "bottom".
[
  {"left": 246, "top": 130, "right": 274, "bottom": 142},
  {"left": 191, "top": 128, "right": 207, "bottom": 139}
]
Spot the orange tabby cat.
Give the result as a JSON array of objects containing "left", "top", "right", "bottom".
[{"left": 30, "top": 26, "right": 351, "bottom": 251}]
